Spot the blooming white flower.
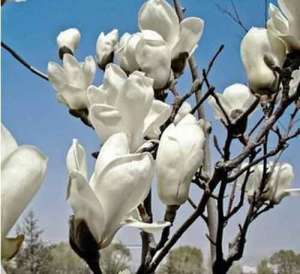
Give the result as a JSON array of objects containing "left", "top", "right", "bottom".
[
  {"left": 57, "top": 28, "right": 81, "bottom": 58},
  {"left": 138, "top": 0, "right": 204, "bottom": 60},
  {"left": 238, "top": 162, "right": 300, "bottom": 204},
  {"left": 241, "top": 27, "right": 286, "bottom": 95},
  {"left": 156, "top": 114, "right": 207, "bottom": 205},
  {"left": 208, "top": 84, "right": 257, "bottom": 124},
  {"left": 116, "top": 30, "right": 172, "bottom": 89},
  {"left": 88, "top": 64, "right": 171, "bottom": 151},
  {"left": 48, "top": 54, "right": 96, "bottom": 110},
  {"left": 1, "top": 124, "right": 47, "bottom": 260},
  {"left": 96, "top": 29, "right": 119, "bottom": 69},
  {"left": 66, "top": 134, "right": 160, "bottom": 249},
  {"left": 289, "top": 69, "right": 300, "bottom": 96},
  {"left": 267, "top": 0, "right": 300, "bottom": 51}
]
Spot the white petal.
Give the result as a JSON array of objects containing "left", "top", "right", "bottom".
[
  {"left": 57, "top": 28, "right": 81, "bottom": 52},
  {"left": 138, "top": 0, "right": 180, "bottom": 48},
  {"left": 156, "top": 114, "right": 205, "bottom": 205},
  {"left": 87, "top": 85, "right": 107, "bottom": 106},
  {"left": 102, "top": 64, "right": 127, "bottom": 106},
  {"left": 91, "top": 152, "right": 154, "bottom": 245},
  {"left": 241, "top": 27, "right": 286, "bottom": 94},
  {"left": 172, "top": 17, "right": 204, "bottom": 58},
  {"left": 96, "top": 29, "right": 118, "bottom": 67},
  {"left": 82, "top": 56, "right": 96, "bottom": 87},
  {"left": 136, "top": 30, "right": 172, "bottom": 89},
  {"left": 285, "top": 188, "right": 300, "bottom": 196},
  {"left": 48, "top": 62, "right": 67, "bottom": 91},
  {"left": 66, "top": 139, "right": 88, "bottom": 180},
  {"left": 1, "top": 146, "right": 47, "bottom": 237},
  {"left": 1, "top": 235, "right": 24, "bottom": 260},
  {"left": 116, "top": 33, "right": 141, "bottom": 73},
  {"left": 289, "top": 69, "right": 300, "bottom": 96},
  {"left": 91, "top": 133, "right": 130, "bottom": 189},
  {"left": 57, "top": 85, "right": 88, "bottom": 110},
  {"left": 208, "top": 93, "right": 232, "bottom": 123},
  {"left": 116, "top": 71, "right": 154, "bottom": 151},
  {"left": 174, "top": 101, "right": 192, "bottom": 124},
  {"left": 67, "top": 171, "right": 105, "bottom": 244},
  {"left": 89, "top": 104, "right": 124, "bottom": 143},
  {"left": 63, "top": 54, "right": 87, "bottom": 90},
  {"left": 143, "top": 100, "right": 171, "bottom": 138},
  {"left": 1, "top": 124, "right": 18, "bottom": 166},
  {"left": 125, "top": 219, "right": 170, "bottom": 234}
]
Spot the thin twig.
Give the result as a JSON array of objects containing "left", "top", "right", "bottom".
[{"left": 2, "top": 41, "right": 49, "bottom": 81}]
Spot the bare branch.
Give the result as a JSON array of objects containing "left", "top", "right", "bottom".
[{"left": 1, "top": 41, "right": 49, "bottom": 81}]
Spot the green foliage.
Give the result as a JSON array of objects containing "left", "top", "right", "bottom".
[
  {"left": 270, "top": 250, "right": 300, "bottom": 274},
  {"left": 257, "top": 259, "right": 274, "bottom": 274},
  {"left": 158, "top": 245, "right": 204, "bottom": 274},
  {"left": 228, "top": 263, "right": 242, "bottom": 274},
  {"left": 5, "top": 211, "right": 53, "bottom": 274},
  {"left": 100, "top": 242, "right": 132, "bottom": 274}
]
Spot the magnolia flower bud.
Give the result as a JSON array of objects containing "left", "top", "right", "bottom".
[
  {"left": 267, "top": 2, "right": 300, "bottom": 51},
  {"left": 241, "top": 27, "right": 286, "bottom": 95},
  {"left": 156, "top": 114, "right": 206, "bottom": 205},
  {"left": 57, "top": 28, "right": 81, "bottom": 59},
  {"left": 96, "top": 29, "right": 118, "bottom": 70},
  {"left": 238, "top": 162, "right": 300, "bottom": 204}
]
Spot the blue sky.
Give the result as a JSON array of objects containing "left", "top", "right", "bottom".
[{"left": 2, "top": 0, "right": 300, "bottom": 267}]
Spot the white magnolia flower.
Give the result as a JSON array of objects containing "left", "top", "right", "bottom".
[
  {"left": 208, "top": 84, "right": 257, "bottom": 124},
  {"left": 48, "top": 54, "right": 96, "bottom": 110},
  {"left": 156, "top": 114, "right": 207, "bottom": 205},
  {"left": 96, "top": 29, "right": 119, "bottom": 69},
  {"left": 241, "top": 27, "right": 286, "bottom": 95},
  {"left": 238, "top": 162, "right": 300, "bottom": 204},
  {"left": 57, "top": 28, "right": 81, "bottom": 57},
  {"left": 67, "top": 134, "right": 159, "bottom": 249},
  {"left": 173, "top": 101, "right": 192, "bottom": 125},
  {"left": 138, "top": 0, "right": 204, "bottom": 60},
  {"left": 88, "top": 64, "right": 171, "bottom": 151},
  {"left": 116, "top": 30, "right": 172, "bottom": 89},
  {"left": 289, "top": 69, "right": 300, "bottom": 96},
  {"left": 1, "top": 125, "right": 47, "bottom": 260},
  {"left": 267, "top": 1, "right": 300, "bottom": 51}
]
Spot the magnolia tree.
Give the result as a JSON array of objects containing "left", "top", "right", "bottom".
[{"left": 1, "top": 0, "right": 300, "bottom": 274}]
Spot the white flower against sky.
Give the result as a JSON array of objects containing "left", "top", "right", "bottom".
[
  {"left": 88, "top": 64, "right": 171, "bottom": 151},
  {"left": 66, "top": 134, "right": 161, "bottom": 249},
  {"left": 156, "top": 114, "right": 207, "bottom": 205},
  {"left": 1, "top": 124, "right": 47, "bottom": 260},
  {"left": 267, "top": 0, "right": 300, "bottom": 51},
  {"left": 96, "top": 29, "right": 119, "bottom": 69},
  {"left": 48, "top": 54, "right": 96, "bottom": 110},
  {"left": 238, "top": 162, "right": 300, "bottom": 204},
  {"left": 208, "top": 83, "right": 257, "bottom": 124},
  {"left": 57, "top": 28, "right": 81, "bottom": 57},
  {"left": 241, "top": 27, "right": 286, "bottom": 95}
]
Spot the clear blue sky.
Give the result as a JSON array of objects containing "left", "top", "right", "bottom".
[{"left": 2, "top": 0, "right": 299, "bottom": 267}]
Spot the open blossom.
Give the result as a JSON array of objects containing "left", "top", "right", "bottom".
[
  {"left": 156, "top": 114, "right": 208, "bottom": 205},
  {"left": 138, "top": 0, "right": 204, "bottom": 60},
  {"left": 96, "top": 29, "right": 119, "bottom": 69},
  {"left": 115, "top": 0, "right": 204, "bottom": 88},
  {"left": 48, "top": 54, "right": 96, "bottom": 110},
  {"left": 67, "top": 134, "right": 163, "bottom": 249},
  {"left": 238, "top": 162, "right": 300, "bottom": 204},
  {"left": 1, "top": 124, "right": 47, "bottom": 260},
  {"left": 88, "top": 64, "right": 171, "bottom": 151},
  {"left": 116, "top": 30, "right": 172, "bottom": 89},
  {"left": 57, "top": 28, "right": 81, "bottom": 58},
  {"left": 208, "top": 84, "right": 257, "bottom": 124},
  {"left": 241, "top": 27, "right": 286, "bottom": 95},
  {"left": 267, "top": 0, "right": 300, "bottom": 51}
]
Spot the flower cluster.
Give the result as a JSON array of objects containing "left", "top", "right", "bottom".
[{"left": 241, "top": 0, "right": 300, "bottom": 95}]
